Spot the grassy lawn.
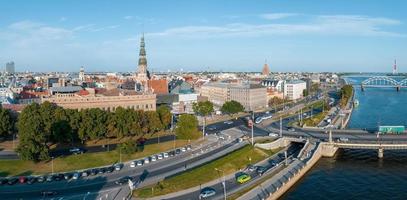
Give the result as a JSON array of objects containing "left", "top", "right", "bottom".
[
  {"left": 134, "top": 145, "right": 281, "bottom": 198},
  {"left": 0, "top": 139, "right": 190, "bottom": 177},
  {"left": 303, "top": 111, "right": 328, "bottom": 127}
]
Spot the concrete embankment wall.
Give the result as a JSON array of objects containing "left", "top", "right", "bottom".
[
  {"left": 266, "top": 143, "right": 338, "bottom": 200},
  {"left": 255, "top": 138, "right": 290, "bottom": 150}
]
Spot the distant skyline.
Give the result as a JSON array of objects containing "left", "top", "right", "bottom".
[{"left": 0, "top": 0, "right": 406, "bottom": 72}]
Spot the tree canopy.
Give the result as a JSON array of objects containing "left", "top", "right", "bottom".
[
  {"left": 220, "top": 100, "right": 245, "bottom": 116},
  {"left": 192, "top": 101, "right": 214, "bottom": 117},
  {"left": 175, "top": 114, "right": 200, "bottom": 140},
  {"left": 0, "top": 105, "right": 15, "bottom": 138}
]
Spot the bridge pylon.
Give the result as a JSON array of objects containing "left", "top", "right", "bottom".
[{"left": 378, "top": 147, "right": 384, "bottom": 158}]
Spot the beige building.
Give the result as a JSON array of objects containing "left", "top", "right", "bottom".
[
  {"left": 200, "top": 83, "right": 267, "bottom": 111},
  {"left": 41, "top": 89, "right": 156, "bottom": 111},
  {"left": 284, "top": 80, "right": 307, "bottom": 100}
]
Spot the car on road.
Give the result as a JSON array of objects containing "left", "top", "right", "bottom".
[
  {"left": 98, "top": 168, "right": 106, "bottom": 174},
  {"left": 256, "top": 166, "right": 267, "bottom": 175},
  {"left": 246, "top": 164, "right": 256, "bottom": 172},
  {"left": 64, "top": 173, "right": 73, "bottom": 180},
  {"left": 37, "top": 176, "right": 45, "bottom": 183},
  {"left": 106, "top": 166, "right": 115, "bottom": 173},
  {"left": 46, "top": 175, "right": 54, "bottom": 182},
  {"left": 7, "top": 178, "right": 18, "bottom": 185},
  {"left": 69, "top": 147, "right": 85, "bottom": 155},
  {"left": 144, "top": 157, "right": 150, "bottom": 164},
  {"left": 26, "top": 176, "right": 36, "bottom": 184},
  {"left": 0, "top": 178, "right": 8, "bottom": 185},
  {"left": 236, "top": 172, "right": 251, "bottom": 184},
  {"left": 54, "top": 174, "right": 64, "bottom": 181},
  {"left": 151, "top": 155, "right": 157, "bottom": 162},
  {"left": 181, "top": 147, "right": 187, "bottom": 152},
  {"left": 224, "top": 120, "right": 233, "bottom": 125},
  {"left": 115, "top": 176, "right": 132, "bottom": 185},
  {"left": 81, "top": 171, "right": 89, "bottom": 177},
  {"left": 268, "top": 133, "right": 279, "bottom": 137},
  {"left": 163, "top": 152, "right": 169, "bottom": 158},
  {"left": 90, "top": 169, "right": 98, "bottom": 176},
  {"left": 157, "top": 154, "right": 163, "bottom": 160},
  {"left": 186, "top": 145, "right": 192, "bottom": 150},
  {"left": 72, "top": 172, "right": 80, "bottom": 180},
  {"left": 40, "top": 191, "right": 58, "bottom": 197},
  {"left": 339, "top": 137, "right": 349, "bottom": 142},
  {"left": 19, "top": 176, "right": 27, "bottom": 184},
  {"left": 114, "top": 163, "right": 123, "bottom": 171},
  {"left": 175, "top": 149, "right": 181, "bottom": 155},
  {"left": 199, "top": 187, "right": 216, "bottom": 198},
  {"left": 137, "top": 160, "right": 143, "bottom": 166},
  {"left": 255, "top": 117, "right": 263, "bottom": 124},
  {"left": 207, "top": 126, "right": 216, "bottom": 131},
  {"left": 288, "top": 128, "right": 296, "bottom": 132},
  {"left": 130, "top": 161, "right": 136, "bottom": 168}
]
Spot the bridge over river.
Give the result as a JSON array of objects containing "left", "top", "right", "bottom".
[{"left": 361, "top": 76, "right": 407, "bottom": 91}]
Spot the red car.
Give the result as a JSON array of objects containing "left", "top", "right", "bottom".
[{"left": 19, "top": 176, "right": 26, "bottom": 184}]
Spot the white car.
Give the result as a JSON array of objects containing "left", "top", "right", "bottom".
[
  {"left": 137, "top": 160, "right": 143, "bottom": 166},
  {"left": 144, "top": 157, "right": 150, "bottom": 164},
  {"left": 72, "top": 172, "right": 80, "bottom": 180},
  {"left": 151, "top": 156, "right": 157, "bottom": 162},
  {"left": 163, "top": 152, "right": 169, "bottom": 158},
  {"left": 268, "top": 133, "right": 279, "bottom": 137},
  {"left": 157, "top": 154, "right": 163, "bottom": 160},
  {"left": 181, "top": 147, "right": 187, "bottom": 152},
  {"left": 339, "top": 137, "right": 349, "bottom": 142},
  {"left": 114, "top": 163, "right": 123, "bottom": 171},
  {"left": 130, "top": 161, "right": 136, "bottom": 168},
  {"left": 224, "top": 121, "right": 233, "bottom": 125}
]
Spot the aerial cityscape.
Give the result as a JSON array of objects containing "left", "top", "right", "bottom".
[{"left": 1, "top": 0, "right": 407, "bottom": 200}]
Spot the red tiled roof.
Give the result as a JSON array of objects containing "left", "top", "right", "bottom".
[
  {"left": 2, "top": 104, "right": 26, "bottom": 112},
  {"left": 149, "top": 79, "right": 168, "bottom": 94}
]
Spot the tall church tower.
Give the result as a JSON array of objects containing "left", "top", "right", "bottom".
[
  {"left": 79, "top": 66, "right": 85, "bottom": 82},
  {"left": 137, "top": 34, "right": 148, "bottom": 81},
  {"left": 135, "top": 34, "right": 150, "bottom": 92}
]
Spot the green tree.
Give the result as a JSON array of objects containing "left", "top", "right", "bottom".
[
  {"left": 0, "top": 106, "right": 14, "bottom": 138},
  {"left": 51, "top": 107, "right": 72, "bottom": 143},
  {"left": 16, "top": 103, "right": 49, "bottom": 161},
  {"left": 303, "top": 89, "right": 309, "bottom": 97},
  {"left": 78, "top": 108, "right": 108, "bottom": 142},
  {"left": 39, "top": 101, "right": 57, "bottom": 142},
  {"left": 117, "top": 140, "right": 136, "bottom": 154},
  {"left": 156, "top": 105, "right": 172, "bottom": 129},
  {"left": 220, "top": 100, "right": 245, "bottom": 117},
  {"left": 192, "top": 101, "right": 214, "bottom": 136},
  {"left": 175, "top": 114, "right": 200, "bottom": 139},
  {"left": 145, "top": 111, "right": 163, "bottom": 133}
]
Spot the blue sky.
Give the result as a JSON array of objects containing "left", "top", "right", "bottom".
[{"left": 0, "top": 0, "right": 406, "bottom": 72}]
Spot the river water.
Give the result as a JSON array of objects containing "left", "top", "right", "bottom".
[{"left": 282, "top": 75, "right": 407, "bottom": 200}]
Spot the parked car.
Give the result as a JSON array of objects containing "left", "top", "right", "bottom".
[
  {"left": 186, "top": 145, "right": 192, "bottom": 150},
  {"left": 199, "top": 187, "right": 216, "bottom": 198},
  {"left": 7, "top": 178, "right": 18, "bottom": 185},
  {"left": 181, "top": 147, "right": 186, "bottom": 152},
  {"left": 114, "top": 163, "right": 123, "bottom": 171},
  {"left": 69, "top": 147, "right": 85, "bottom": 155},
  {"left": 46, "top": 175, "right": 54, "bottom": 182},
  {"left": 151, "top": 155, "right": 157, "bottom": 162},
  {"left": 90, "top": 169, "right": 98, "bottom": 176},
  {"left": 64, "top": 173, "right": 73, "bottom": 180},
  {"left": 288, "top": 128, "right": 296, "bottom": 132},
  {"left": 72, "top": 172, "right": 80, "bottom": 180},
  {"left": 246, "top": 164, "right": 256, "bottom": 172},
  {"left": 0, "top": 178, "right": 8, "bottom": 185},
  {"left": 81, "top": 171, "right": 89, "bottom": 177},
  {"left": 19, "top": 176, "right": 27, "bottom": 184},
  {"left": 339, "top": 137, "right": 349, "bottom": 142},
  {"left": 106, "top": 166, "right": 115, "bottom": 173},
  {"left": 130, "top": 161, "right": 136, "bottom": 168},
  {"left": 175, "top": 149, "right": 181, "bottom": 155},
  {"left": 268, "top": 133, "right": 279, "bottom": 137},
  {"left": 168, "top": 151, "right": 175, "bottom": 157},
  {"left": 26, "top": 176, "right": 36, "bottom": 184},
  {"left": 224, "top": 120, "right": 233, "bottom": 125},
  {"left": 54, "top": 174, "right": 64, "bottom": 181},
  {"left": 98, "top": 168, "right": 106, "bottom": 174},
  {"left": 137, "top": 160, "right": 143, "bottom": 166},
  {"left": 144, "top": 157, "right": 150, "bottom": 164},
  {"left": 157, "top": 154, "right": 163, "bottom": 160},
  {"left": 36, "top": 176, "right": 45, "bottom": 183},
  {"left": 163, "top": 152, "right": 169, "bottom": 158}
]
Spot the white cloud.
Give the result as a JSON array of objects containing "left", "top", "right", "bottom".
[
  {"left": 60, "top": 17, "right": 67, "bottom": 22},
  {"left": 260, "top": 13, "right": 298, "bottom": 20},
  {"left": 124, "top": 15, "right": 133, "bottom": 20},
  {"left": 149, "top": 14, "right": 405, "bottom": 38}
]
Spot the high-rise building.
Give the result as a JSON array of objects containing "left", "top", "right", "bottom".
[
  {"left": 5, "top": 62, "right": 15, "bottom": 74},
  {"left": 284, "top": 80, "right": 307, "bottom": 100}
]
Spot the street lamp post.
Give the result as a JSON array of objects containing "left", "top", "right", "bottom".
[
  {"left": 251, "top": 111, "right": 254, "bottom": 146},
  {"left": 51, "top": 157, "right": 54, "bottom": 174},
  {"left": 279, "top": 117, "right": 282, "bottom": 138},
  {"left": 215, "top": 168, "right": 226, "bottom": 200}
]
